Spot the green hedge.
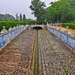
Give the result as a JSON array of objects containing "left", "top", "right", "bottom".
[
  {"left": 0, "top": 21, "right": 22, "bottom": 31},
  {"left": 62, "top": 23, "right": 75, "bottom": 29},
  {"left": 0, "top": 20, "right": 36, "bottom": 31}
]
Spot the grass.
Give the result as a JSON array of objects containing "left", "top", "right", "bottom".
[
  {"left": 53, "top": 70, "right": 57, "bottom": 75},
  {"left": 53, "top": 51, "right": 58, "bottom": 56},
  {"left": 47, "top": 62, "right": 50, "bottom": 66},
  {"left": 62, "top": 67, "right": 68, "bottom": 74}
]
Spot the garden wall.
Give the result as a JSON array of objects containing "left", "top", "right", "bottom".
[
  {"left": 47, "top": 25, "right": 75, "bottom": 50},
  {"left": 0, "top": 25, "right": 29, "bottom": 50}
]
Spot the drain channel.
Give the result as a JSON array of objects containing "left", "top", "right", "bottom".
[{"left": 34, "top": 30, "right": 39, "bottom": 75}]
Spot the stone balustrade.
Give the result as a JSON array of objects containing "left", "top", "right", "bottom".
[{"left": 0, "top": 25, "right": 29, "bottom": 50}]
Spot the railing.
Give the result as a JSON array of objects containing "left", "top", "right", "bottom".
[
  {"left": 0, "top": 25, "right": 29, "bottom": 49},
  {"left": 47, "top": 25, "right": 75, "bottom": 50}
]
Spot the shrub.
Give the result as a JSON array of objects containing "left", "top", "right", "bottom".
[{"left": 62, "top": 23, "right": 75, "bottom": 29}]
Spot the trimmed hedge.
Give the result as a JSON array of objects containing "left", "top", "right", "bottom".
[
  {"left": 62, "top": 23, "right": 75, "bottom": 29},
  {"left": 0, "top": 20, "right": 36, "bottom": 31},
  {"left": 0, "top": 21, "right": 22, "bottom": 31}
]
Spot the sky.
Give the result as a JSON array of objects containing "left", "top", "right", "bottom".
[{"left": 0, "top": 0, "right": 58, "bottom": 19}]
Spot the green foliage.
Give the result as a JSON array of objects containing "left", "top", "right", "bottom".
[
  {"left": 30, "top": 0, "right": 46, "bottom": 23},
  {"left": 20, "top": 14, "right": 22, "bottom": 21},
  {"left": 0, "top": 19, "right": 36, "bottom": 31},
  {"left": 0, "top": 20, "right": 36, "bottom": 31},
  {"left": 23, "top": 14, "right": 26, "bottom": 20},
  {"left": 62, "top": 67, "right": 68, "bottom": 74},
  {"left": 23, "top": 19, "right": 36, "bottom": 25},
  {"left": 46, "top": 0, "right": 75, "bottom": 23},
  {"left": 62, "top": 23, "right": 75, "bottom": 29},
  {"left": 0, "top": 21, "right": 20, "bottom": 31},
  {"left": 68, "top": 0, "right": 75, "bottom": 8}
]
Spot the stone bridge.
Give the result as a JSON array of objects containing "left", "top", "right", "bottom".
[{"left": 29, "top": 25, "right": 44, "bottom": 30}]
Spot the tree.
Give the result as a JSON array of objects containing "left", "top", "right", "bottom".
[
  {"left": 46, "top": 1, "right": 60, "bottom": 23},
  {"left": 23, "top": 14, "right": 26, "bottom": 20},
  {"left": 46, "top": 0, "right": 75, "bottom": 23},
  {"left": 30, "top": 0, "right": 46, "bottom": 23},
  {"left": 20, "top": 13, "right": 22, "bottom": 21},
  {"left": 67, "top": 0, "right": 75, "bottom": 8}
]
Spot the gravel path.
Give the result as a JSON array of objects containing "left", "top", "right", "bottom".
[
  {"left": 38, "top": 30, "right": 75, "bottom": 75},
  {"left": 0, "top": 29, "right": 75, "bottom": 75},
  {"left": 0, "top": 30, "right": 35, "bottom": 75}
]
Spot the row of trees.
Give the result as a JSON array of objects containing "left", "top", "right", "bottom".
[
  {"left": 16, "top": 13, "right": 26, "bottom": 21},
  {"left": 0, "top": 13, "right": 26, "bottom": 21},
  {"left": 0, "top": 13, "right": 15, "bottom": 20},
  {"left": 30, "top": 0, "right": 75, "bottom": 23}
]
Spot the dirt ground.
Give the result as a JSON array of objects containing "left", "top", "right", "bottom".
[
  {"left": 0, "top": 30, "right": 35, "bottom": 75},
  {"left": 53, "top": 26, "right": 75, "bottom": 36}
]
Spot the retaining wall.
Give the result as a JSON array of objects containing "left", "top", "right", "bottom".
[
  {"left": 0, "top": 25, "right": 29, "bottom": 49},
  {"left": 47, "top": 25, "right": 75, "bottom": 50}
]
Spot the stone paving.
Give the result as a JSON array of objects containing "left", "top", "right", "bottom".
[
  {"left": 0, "top": 29, "right": 75, "bottom": 75},
  {"left": 38, "top": 30, "right": 75, "bottom": 75},
  {"left": 0, "top": 30, "right": 35, "bottom": 75}
]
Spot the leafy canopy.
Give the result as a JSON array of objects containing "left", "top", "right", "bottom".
[{"left": 30, "top": 0, "right": 46, "bottom": 23}]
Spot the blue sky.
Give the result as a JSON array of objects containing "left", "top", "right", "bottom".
[{"left": 0, "top": 0, "right": 58, "bottom": 19}]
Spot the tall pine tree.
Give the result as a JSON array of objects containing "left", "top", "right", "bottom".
[
  {"left": 20, "top": 13, "right": 22, "bottom": 21},
  {"left": 23, "top": 14, "right": 26, "bottom": 20}
]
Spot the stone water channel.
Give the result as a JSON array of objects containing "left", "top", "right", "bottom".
[{"left": 0, "top": 26, "right": 75, "bottom": 75}]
